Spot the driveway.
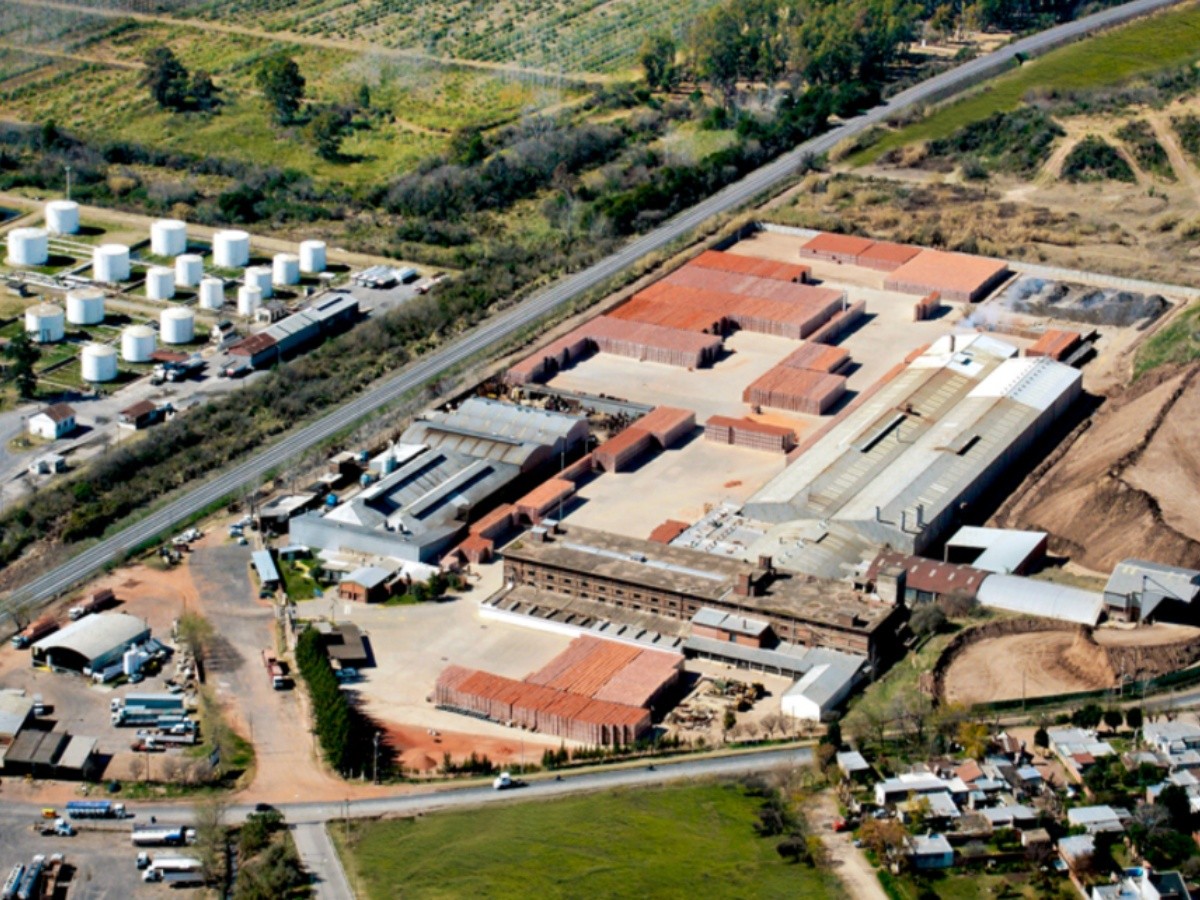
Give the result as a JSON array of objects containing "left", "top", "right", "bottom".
[{"left": 810, "top": 791, "right": 887, "bottom": 900}]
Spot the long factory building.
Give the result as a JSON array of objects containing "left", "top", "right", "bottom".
[
  {"left": 741, "top": 333, "right": 1082, "bottom": 577},
  {"left": 500, "top": 524, "right": 903, "bottom": 669}
]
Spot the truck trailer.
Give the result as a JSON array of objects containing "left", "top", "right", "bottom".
[
  {"left": 65, "top": 800, "right": 126, "bottom": 819},
  {"left": 131, "top": 825, "right": 196, "bottom": 847},
  {"left": 261, "top": 650, "right": 291, "bottom": 690},
  {"left": 69, "top": 588, "right": 115, "bottom": 620},
  {"left": 1, "top": 865, "right": 23, "bottom": 900},
  {"left": 11, "top": 617, "right": 56, "bottom": 649},
  {"left": 142, "top": 856, "right": 203, "bottom": 883},
  {"left": 113, "top": 693, "right": 186, "bottom": 712},
  {"left": 14, "top": 856, "right": 42, "bottom": 900}
]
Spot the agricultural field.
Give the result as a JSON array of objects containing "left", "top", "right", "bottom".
[
  {"left": 336, "top": 781, "right": 838, "bottom": 899},
  {"left": 0, "top": 9, "right": 579, "bottom": 187},
  {"left": 853, "top": 0, "right": 1200, "bottom": 165},
  {"left": 177, "top": 0, "right": 720, "bottom": 76}
]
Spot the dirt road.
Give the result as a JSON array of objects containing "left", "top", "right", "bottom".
[{"left": 810, "top": 792, "right": 888, "bottom": 900}]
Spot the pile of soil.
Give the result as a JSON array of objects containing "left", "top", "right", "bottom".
[
  {"left": 995, "top": 362, "right": 1200, "bottom": 572},
  {"left": 1004, "top": 277, "right": 1171, "bottom": 326}
]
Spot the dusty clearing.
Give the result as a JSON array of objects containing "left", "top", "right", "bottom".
[
  {"left": 1094, "top": 622, "right": 1200, "bottom": 646},
  {"left": 943, "top": 631, "right": 1110, "bottom": 705}
]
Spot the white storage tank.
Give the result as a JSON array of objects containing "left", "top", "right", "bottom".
[
  {"left": 45, "top": 200, "right": 80, "bottom": 235},
  {"left": 81, "top": 342, "right": 118, "bottom": 383},
  {"left": 121, "top": 324, "right": 156, "bottom": 362},
  {"left": 146, "top": 266, "right": 176, "bottom": 301},
  {"left": 244, "top": 265, "right": 273, "bottom": 299},
  {"left": 25, "top": 303, "right": 65, "bottom": 343},
  {"left": 175, "top": 254, "right": 203, "bottom": 287},
  {"left": 213, "top": 230, "right": 250, "bottom": 268},
  {"left": 150, "top": 219, "right": 188, "bottom": 257},
  {"left": 198, "top": 277, "right": 225, "bottom": 310},
  {"left": 93, "top": 244, "right": 131, "bottom": 283},
  {"left": 7, "top": 228, "right": 49, "bottom": 267},
  {"left": 272, "top": 253, "right": 300, "bottom": 286},
  {"left": 66, "top": 288, "right": 106, "bottom": 326},
  {"left": 160, "top": 307, "right": 195, "bottom": 345},
  {"left": 298, "top": 239, "right": 326, "bottom": 274},
  {"left": 237, "top": 285, "right": 262, "bottom": 317}
]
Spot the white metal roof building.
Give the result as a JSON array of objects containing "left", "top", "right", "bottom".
[
  {"left": 742, "top": 335, "right": 1081, "bottom": 575},
  {"left": 1103, "top": 559, "right": 1200, "bottom": 622},
  {"left": 976, "top": 574, "right": 1105, "bottom": 626},
  {"left": 401, "top": 398, "right": 588, "bottom": 473},
  {"left": 292, "top": 447, "right": 521, "bottom": 563},
  {"left": 30, "top": 612, "right": 150, "bottom": 673},
  {"left": 0, "top": 692, "right": 33, "bottom": 739},
  {"left": 945, "top": 526, "right": 1047, "bottom": 574}
]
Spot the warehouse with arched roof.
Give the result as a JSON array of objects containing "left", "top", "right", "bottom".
[{"left": 31, "top": 613, "right": 150, "bottom": 673}]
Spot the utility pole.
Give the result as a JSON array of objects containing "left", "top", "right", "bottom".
[
  {"left": 64, "top": 165, "right": 72, "bottom": 201},
  {"left": 373, "top": 731, "right": 380, "bottom": 784}
]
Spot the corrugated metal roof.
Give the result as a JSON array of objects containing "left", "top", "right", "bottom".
[
  {"left": 1105, "top": 559, "right": 1200, "bottom": 603},
  {"left": 945, "top": 526, "right": 1046, "bottom": 574},
  {"left": 252, "top": 550, "right": 280, "bottom": 583},
  {"left": 31, "top": 613, "right": 149, "bottom": 663},
  {"left": 977, "top": 574, "right": 1104, "bottom": 625}
]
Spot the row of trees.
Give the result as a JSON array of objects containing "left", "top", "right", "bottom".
[{"left": 294, "top": 627, "right": 392, "bottom": 778}]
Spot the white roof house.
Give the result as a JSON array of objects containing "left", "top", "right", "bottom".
[
  {"left": 1067, "top": 805, "right": 1128, "bottom": 834},
  {"left": 1143, "top": 721, "right": 1200, "bottom": 755},
  {"left": 875, "top": 772, "right": 969, "bottom": 806}
]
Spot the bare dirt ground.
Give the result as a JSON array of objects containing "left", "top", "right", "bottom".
[
  {"left": 809, "top": 791, "right": 887, "bottom": 900},
  {"left": 943, "top": 631, "right": 1110, "bottom": 705},
  {"left": 996, "top": 363, "right": 1200, "bottom": 572},
  {"left": 1093, "top": 622, "right": 1200, "bottom": 646}
]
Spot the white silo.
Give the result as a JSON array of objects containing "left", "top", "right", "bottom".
[
  {"left": 175, "top": 253, "right": 203, "bottom": 287},
  {"left": 25, "top": 303, "right": 65, "bottom": 343},
  {"left": 272, "top": 253, "right": 300, "bottom": 286},
  {"left": 66, "top": 288, "right": 106, "bottom": 325},
  {"left": 213, "top": 230, "right": 250, "bottom": 268},
  {"left": 298, "top": 240, "right": 326, "bottom": 274},
  {"left": 150, "top": 219, "right": 188, "bottom": 257},
  {"left": 146, "top": 266, "right": 176, "bottom": 301},
  {"left": 121, "top": 324, "right": 156, "bottom": 362},
  {"left": 198, "top": 277, "right": 225, "bottom": 310},
  {"left": 237, "top": 285, "right": 262, "bottom": 317},
  {"left": 81, "top": 342, "right": 118, "bottom": 383},
  {"left": 160, "top": 307, "right": 195, "bottom": 345},
  {"left": 93, "top": 244, "right": 131, "bottom": 283},
  {"left": 7, "top": 228, "right": 49, "bottom": 266},
  {"left": 45, "top": 200, "right": 80, "bottom": 236}
]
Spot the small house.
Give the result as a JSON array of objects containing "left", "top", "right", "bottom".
[
  {"left": 28, "top": 403, "right": 75, "bottom": 440},
  {"left": 908, "top": 833, "right": 954, "bottom": 870}
]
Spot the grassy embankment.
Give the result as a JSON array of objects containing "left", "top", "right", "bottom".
[
  {"left": 336, "top": 782, "right": 838, "bottom": 899},
  {"left": 852, "top": 2, "right": 1200, "bottom": 165}
]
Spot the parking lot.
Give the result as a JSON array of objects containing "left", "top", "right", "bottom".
[{"left": 0, "top": 820, "right": 199, "bottom": 900}]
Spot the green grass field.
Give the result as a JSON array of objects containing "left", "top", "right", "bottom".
[
  {"left": 337, "top": 782, "right": 838, "bottom": 899},
  {"left": 854, "top": 2, "right": 1200, "bottom": 165},
  {"left": 1134, "top": 301, "right": 1200, "bottom": 376}
]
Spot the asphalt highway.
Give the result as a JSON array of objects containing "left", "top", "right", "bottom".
[
  {"left": 0, "top": 746, "right": 816, "bottom": 826},
  {"left": 4, "top": 0, "right": 1185, "bottom": 614}
]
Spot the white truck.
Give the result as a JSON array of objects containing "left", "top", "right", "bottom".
[
  {"left": 492, "top": 772, "right": 513, "bottom": 790},
  {"left": 142, "top": 856, "right": 203, "bottom": 884}
]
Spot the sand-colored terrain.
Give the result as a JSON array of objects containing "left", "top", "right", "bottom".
[
  {"left": 943, "top": 631, "right": 1112, "bottom": 705},
  {"left": 996, "top": 363, "right": 1200, "bottom": 572}
]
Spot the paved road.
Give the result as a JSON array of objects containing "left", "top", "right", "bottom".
[
  {"left": 4, "top": 0, "right": 1185, "bottom": 618},
  {"left": 291, "top": 822, "right": 355, "bottom": 900}
]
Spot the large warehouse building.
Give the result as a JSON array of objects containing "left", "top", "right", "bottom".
[
  {"left": 31, "top": 613, "right": 150, "bottom": 673},
  {"left": 294, "top": 400, "right": 586, "bottom": 562},
  {"left": 435, "top": 636, "right": 683, "bottom": 745},
  {"left": 741, "top": 334, "right": 1082, "bottom": 573}
]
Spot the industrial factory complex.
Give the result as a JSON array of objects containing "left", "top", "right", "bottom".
[{"left": 220, "top": 225, "right": 1182, "bottom": 750}]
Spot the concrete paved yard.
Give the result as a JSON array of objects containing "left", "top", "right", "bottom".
[
  {"left": 563, "top": 437, "right": 786, "bottom": 540},
  {"left": 548, "top": 330, "right": 816, "bottom": 426},
  {"left": 318, "top": 563, "right": 572, "bottom": 743}
]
